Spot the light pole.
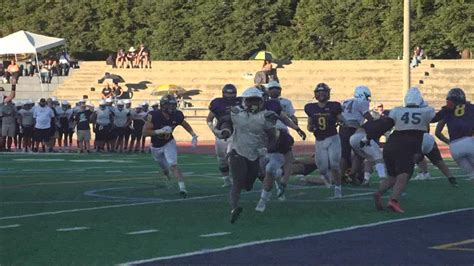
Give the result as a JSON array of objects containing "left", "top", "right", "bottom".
[{"left": 403, "top": 0, "right": 411, "bottom": 93}]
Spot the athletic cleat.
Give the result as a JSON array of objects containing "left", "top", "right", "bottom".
[
  {"left": 448, "top": 177, "right": 458, "bottom": 187},
  {"left": 373, "top": 192, "right": 384, "bottom": 211},
  {"left": 179, "top": 190, "right": 187, "bottom": 199},
  {"left": 230, "top": 207, "right": 243, "bottom": 224},
  {"left": 255, "top": 199, "right": 267, "bottom": 212},
  {"left": 222, "top": 178, "right": 232, "bottom": 188},
  {"left": 275, "top": 181, "right": 286, "bottom": 201},
  {"left": 388, "top": 199, "right": 404, "bottom": 213},
  {"left": 362, "top": 179, "right": 370, "bottom": 187}
]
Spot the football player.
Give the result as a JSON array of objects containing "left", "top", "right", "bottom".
[
  {"left": 433, "top": 88, "right": 474, "bottom": 182},
  {"left": 227, "top": 87, "right": 277, "bottom": 223},
  {"left": 340, "top": 86, "right": 373, "bottom": 184},
  {"left": 129, "top": 103, "right": 147, "bottom": 153},
  {"left": 373, "top": 87, "right": 435, "bottom": 213},
  {"left": 349, "top": 116, "right": 393, "bottom": 184},
  {"left": 304, "top": 83, "right": 346, "bottom": 198},
  {"left": 413, "top": 133, "right": 458, "bottom": 186},
  {"left": 91, "top": 100, "right": 113, "bottom": 152},
  {"left": 266, "top": 81, "right": 305, "bottom": 201},
  {"left": 143, "top": 94, "right": 198, "bottom": 198},
  {"left": 206, "top": 84, "right": 242, "bottom": 187},
  {"left": 111, "top": 100, "right": 131, "bottom": 153},
  {"left": 123, "top": 99, "right": 132, "bottom": 151}
]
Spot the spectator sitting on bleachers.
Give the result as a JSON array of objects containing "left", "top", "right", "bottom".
[
  {"left": 116, "top": 48, "right": 127, "bottom": 68},
  {"left": 126, "top": 47, "right": 137, "bottom": 68},
  {"left": 136, "top": 44, "right": 151, "bottom": 69},
  {"left": 6, "top": 59, "right": 20, "bottom": 84},
  {"left": 101, "top": 81, "right": 113, "bottom": 99},
  {"left": 410, "top": 46, "right": 424, "bottom": 68},
  {"left": 112, "top": 81, "right": 124, "bottom": 99}
]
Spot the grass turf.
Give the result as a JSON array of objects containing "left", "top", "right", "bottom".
[{"left": 0, "top": 153, "right": 472, "bottom": 265}]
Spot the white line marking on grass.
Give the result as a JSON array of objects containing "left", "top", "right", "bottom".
[
  {"left": 0, "top": 193, "right": 228, "bottom": 221},
  {"left": 0, "top": 224, "right": 20, "bottom": 229},
  {"left": 0, "top": 177, "right": 159, "bottom": 189},
  {"left": 199, "top": 232, "right": 231, "bottom": 237},
  {"left": 105, "top": 170, "right": 123, "bottom": 173},
  {"left": 13, "top": 158, "right": 66, "bottom": 162},
  {"left": 121, "top": 208, "right": 474, "bottom": 265},
  {"left": 127, "top": 229, "right": 159, "bottom": 235},
  {"left": 56, "top": 227, "right": 89, "bottom": 232},
  {"left": 70, "top": 159, "right": 134, "bottom": 163}
]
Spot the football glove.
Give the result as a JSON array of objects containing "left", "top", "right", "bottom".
[
  {"left": 296, "top": 128, "right": 306, "bottom": 140},
  {"left": 153, "top": 126, "right": 172, "bottom": 135}
]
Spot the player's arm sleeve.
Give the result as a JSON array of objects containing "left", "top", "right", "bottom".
[
  {"left": 142, "top": 114, "right": 154, "bottom": 136},
  {"left": 431, "top": 108, "right": 446, "bottom": 123}
]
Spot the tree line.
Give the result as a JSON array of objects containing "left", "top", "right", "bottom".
[{"left": 0, "top": 0, "right": 471, "bottom": 60}]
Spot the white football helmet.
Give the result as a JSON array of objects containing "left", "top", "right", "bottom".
[
  {"left": 241, "top": 87, "right": 264, "bottom": 99},
  {"left": 354, "top": 85, "right": 371, "bottom": 101},
  {"left": 242, "top": 87, "right": 264, "bottom": 113},
  {"left": 123, "top": 99, "right": 131, "bottom": 104},
  {"left": 404, "top": 87, "right": 424, "bottom": 107}
]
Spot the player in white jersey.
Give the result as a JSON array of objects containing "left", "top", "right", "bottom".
[
  {"left": 340, "top": 86, "right": 373, "bottom": 184},
  {"left": 373, "top": 87, "right": 435, "bottom": 213},
  {"left": 112, "top": 100, "right": 131, "bottom": 152},
  {"left": 227, "top": 87, "right": 277, "bottom": 223},
  {"left": 266, "top": 81, "right": 298, "bottom": 200},
  {"left": 413, "top": 133, "right": 458, "bottom": 186},
  {"left": 91, "top": 100, "right": 114, "bottom": 152}
]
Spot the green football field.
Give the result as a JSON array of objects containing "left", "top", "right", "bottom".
[{"left": 0, "top": 152, "right": 472, "bottom": 265}]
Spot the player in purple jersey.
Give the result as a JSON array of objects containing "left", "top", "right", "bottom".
[
  {"left": 434, "top": 88, "right": 474, "bottom": 182},
  {"left": 143, "top": 94, "right": 198, "bottom": 198},
  {"left": 304, "top": 83, "right": 346, "bottom": 198},
  {"left": 207, "top": 84, "right": 242, "bottom": 187}
]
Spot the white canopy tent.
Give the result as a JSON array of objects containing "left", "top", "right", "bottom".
[{"left": 0, "top": 30, "right": 66, "bottom": 90}]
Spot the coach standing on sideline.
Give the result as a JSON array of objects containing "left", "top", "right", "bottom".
[{"left": 33, "top": 98, "right": 55, "bottom": 152}]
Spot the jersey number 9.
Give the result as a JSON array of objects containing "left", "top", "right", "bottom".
[{"left": 318, "top": 117, "right": 326, "bottom": 130}]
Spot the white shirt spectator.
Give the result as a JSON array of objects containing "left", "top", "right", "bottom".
[{"left": 33, "top": 105, "right": 55, "bottom": 129}]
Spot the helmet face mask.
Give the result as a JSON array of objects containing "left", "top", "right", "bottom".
[
  {"left": 160, "top": 95, "right": 177, "bottom": 114},
  {"left": 245, "top": 97, "right": 263, "bottom": 113},
  {"left": 268, "top": 86, "right": 281, "bottom": 98},
  {"left": 314, "top": 83, "right": 331, "bottom": 102}
]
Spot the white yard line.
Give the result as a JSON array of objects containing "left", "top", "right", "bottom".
[
  {"left": 0, "top": 224, "right": 20, "bottom": 229},
  {"left": 56, "top": 227, "right": 89, "bottom": 232},
  {"left": 122, "top": 208, "right": 474, "bottom": 265},
  {"left": 199, "top": 232, "right": 231, "bottom": 237},
  {"left": 126, "top": 229, "right": 159, "bottom": 235}
]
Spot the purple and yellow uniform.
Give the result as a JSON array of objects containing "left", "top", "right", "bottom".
[
  {"left": 147, "top": 110, "right": 184, "bottom": 148},
  {"left": 209, "top": 97, "right": 242, "bottom": 119},
  {"left": 304, "top": 102, "right": 342, "bottom": 140},
  {"left": 432, "top": 103, "right": 474, "bottom": 141}
]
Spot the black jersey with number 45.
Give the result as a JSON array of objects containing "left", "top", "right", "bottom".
[{"left": 304, "top": 101, "right": 342, "bottom": 141}]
